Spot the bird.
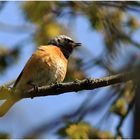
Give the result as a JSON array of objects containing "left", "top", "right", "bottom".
[{"left": 0, "top": 35, "right": 81, "bottom": 117}]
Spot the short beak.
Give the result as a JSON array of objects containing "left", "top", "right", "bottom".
[{"left": 75, "top": 42, "right": 82, "bottom": 47}]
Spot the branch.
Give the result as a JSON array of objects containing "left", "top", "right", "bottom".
[
  {"left": 0, "top": 71, "right": 135, "bottom": 101},
  {"left": 116, "top": 98, "right": 135, "bottom": 138},
  {"left": 96, "top": 1, "right": 140, "bottom": 12}
]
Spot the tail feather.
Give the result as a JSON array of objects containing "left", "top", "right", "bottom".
[{"left": 0, "top": 99, "right": 19, "bottom": 117}]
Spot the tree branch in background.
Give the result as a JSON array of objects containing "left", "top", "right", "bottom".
[{"left": 116, "top": 98, "right": 134, "bottom": 138}]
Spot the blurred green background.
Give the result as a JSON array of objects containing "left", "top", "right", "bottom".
[{"left": 0, "top": 1, "right": 140, "bottom": 139}]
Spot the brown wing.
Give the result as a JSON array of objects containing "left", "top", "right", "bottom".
[
  {"left": 13, "top": 46, "right": 51, "bottom": 89},
  {"left": 13, "top": 53, "right": 35, "bottom": 88}
]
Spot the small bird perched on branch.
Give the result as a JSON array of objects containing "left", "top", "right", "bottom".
[{"left": 0, "top": 35, "right": 81, "bottom": 117}]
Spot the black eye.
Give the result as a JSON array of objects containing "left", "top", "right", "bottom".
[
  {"left": 57, "top": 39, "right": 61, "bottom": 43},
  {"left": 64, "top": 38, "right": 67, "bottom": 42},
  {"left": 65, "top": 38, "right": 72, "bottom": 43},
  {"left": 68, "top": 39, "right": 74, "bottom": 43}
]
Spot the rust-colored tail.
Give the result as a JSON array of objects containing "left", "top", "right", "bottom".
[{"left": 0, "top": 99, "right": 20, "bottom": 117}]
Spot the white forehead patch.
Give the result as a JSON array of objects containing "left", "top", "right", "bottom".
[{"left": 55, "top": 35, "right": 73, "bottom": 41}]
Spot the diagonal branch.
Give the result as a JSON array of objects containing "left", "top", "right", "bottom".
[
  {"left": 0, "top": 71, "right": 135, "bottom": 101},
  {"left": 116, "top": 98, "right": 135, "bottom": 138}
]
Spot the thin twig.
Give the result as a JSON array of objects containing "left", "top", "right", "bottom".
[{"left": 116, "top": 98, "right": 135, "bottom": 138}]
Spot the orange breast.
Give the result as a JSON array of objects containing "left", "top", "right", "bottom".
[{"left": 15, "top": 45, "right": 68, "bottom": 92}]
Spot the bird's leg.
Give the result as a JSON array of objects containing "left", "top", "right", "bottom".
[
  {"left": 27, "top": 81, "right": 39, "bottom": 99},
  {"left": 74, "top": 79, "right": 81, "bottom": 83},
  {"left": 54, "top": 81, "right": 62, "bottom": 89}
]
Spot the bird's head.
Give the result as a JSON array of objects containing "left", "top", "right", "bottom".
[{"left": 48, "top": 35, "right": 81, "bottom": 59}]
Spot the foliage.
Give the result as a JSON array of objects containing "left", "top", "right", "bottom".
[
  {"left": 58, "top": 122, "right": 113, "bottom": 139},
  {"left": 0, "top": 132, "right": 10, "bottom": 139},
  {"left": 0, "top": 1, "right": 140, "bottom": 139},
  {"left": 0, "top": 46, "right": 19, "bottom": 73}
]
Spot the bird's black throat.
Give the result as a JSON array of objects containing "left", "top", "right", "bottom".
[
  {"left": 47, "top": 40, "right": 74, "bottom": 59},
  {"left": 61, "top": 46, "right": 73, "bottom": 59}
]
